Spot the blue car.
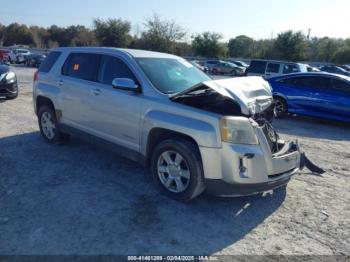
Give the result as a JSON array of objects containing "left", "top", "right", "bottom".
[{"left": 268, "top": 72, "right": 350, "bottom": 122}]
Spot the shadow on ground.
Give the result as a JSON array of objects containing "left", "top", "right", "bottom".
[{"left": 0, "top": 131, "right": 286, "bottom": 255}]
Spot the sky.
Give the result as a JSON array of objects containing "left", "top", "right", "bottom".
[{"left": 0, "top": 0, "right": 349, "bottom": 40}]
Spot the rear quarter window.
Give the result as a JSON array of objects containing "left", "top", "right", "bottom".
[
  {"left": 248, "top": 61, "right": 267, "bottom": 74},
  {"left": 39, "top": 51, "right": 61, "bottom": 73}
]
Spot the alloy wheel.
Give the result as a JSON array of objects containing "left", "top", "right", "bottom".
[
  {"left": 40, "top": 112, "right": 56, "bottom": 139},
  {"left": 157, "top": 150, "right": 191, "bottom": 193}
]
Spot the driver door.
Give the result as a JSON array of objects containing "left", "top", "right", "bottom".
[{"left": 85, "top": 55, "right": 142, "bottom": 152}]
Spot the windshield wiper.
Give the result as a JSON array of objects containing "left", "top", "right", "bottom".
[{"left": 169, "top": 82, "right": 213, "bottom": 101}]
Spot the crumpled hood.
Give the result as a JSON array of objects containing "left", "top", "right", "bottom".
[{"left": 203, "top": 77, "right": 273, "bottom": 115}]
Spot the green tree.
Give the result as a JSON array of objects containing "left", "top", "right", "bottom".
[
  {"left": 316, "top": 37, "right": 341, "bottom": 62},
  {"left": 29, "top": 26, "right": 50, "bottom": 48},
  {"left": 137, "top": 14, "right": 186, "bottom": 53},
  {"left": 0, "top": 23, "right": 5, "bottom": 45},
  {"left": 192, "top": 32, "right": 227, "bottom": 58},
  {"left": 93, "top": 18, "right": 131, "bottom": 47},
  {"left": 274, "top": 30, "right": 307, "bottom": 61},
  {"left": 333, "top": 47, "right": 350, "bottom": 64},
  {"left": 3, "top": 23, "right": 34, "bottom": 46},
  {"left": 228, "top": 35, "right": 254, "bottom": 58}
]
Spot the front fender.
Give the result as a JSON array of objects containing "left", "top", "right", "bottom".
[{"left": 140, "top": 110, "right": 221, "bottom": 155}]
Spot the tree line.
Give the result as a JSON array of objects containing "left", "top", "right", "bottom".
[{"left": 0, "top": 15, "right": 349, "bottom": 63}]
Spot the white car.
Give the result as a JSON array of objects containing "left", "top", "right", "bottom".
[
  {"left": 8, "top": 49, "right": 31, "bottom": 64},
  {"left": 246, "top": 60, "right": 308, "bottom": 79}
]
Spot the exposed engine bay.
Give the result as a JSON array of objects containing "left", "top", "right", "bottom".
[{"left": 170, "top": 77, "right": 325, "bottom": 174}]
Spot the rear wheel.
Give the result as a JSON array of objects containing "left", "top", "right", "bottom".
[
  {"left": 212, "top": 69, "right": 218, "bottom": 74},
  {"left": 273, "top": 97, "right": 288, "bottom": 118},
  {"left": 38, "top": 105, "right": 69, "bottom": 144},
  {"left": 150, "top": 139, "right": 205, "bottom": 202}
]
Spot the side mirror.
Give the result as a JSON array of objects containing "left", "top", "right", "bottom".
[{"left": 112, "top": 78, "right": 139, "bottom": 92}]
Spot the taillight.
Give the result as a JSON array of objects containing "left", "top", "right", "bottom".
[{"left": 33, "top": 70, "right": 38, "bottom": 82}]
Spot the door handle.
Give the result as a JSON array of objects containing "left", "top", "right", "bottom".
[
  {"left": 90, "top": 88, "right": 102, "bottom": 96},
  {"left": 57, "top": 80, "right": 64, "bottom": 87}
]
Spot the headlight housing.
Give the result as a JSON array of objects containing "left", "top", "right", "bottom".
[
  {"left": 220, "top": 116, "right": 259, "bottom": 145},
  {"left": 4, "top": 72, "right": 16, "bottom": 84}
]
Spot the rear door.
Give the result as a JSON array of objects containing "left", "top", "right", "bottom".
[
  {"left": 59, "top": 52, "right": 101, "bottom": 132},
  {"left": 326, "top": 78, "right": 350, "bottom": 119}
]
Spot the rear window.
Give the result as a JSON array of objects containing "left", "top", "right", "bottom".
[
  {"left": 248, "top": 61, "right": 267, "bottom": 74},
  {"left": 282, "top": 76, "right": 332, "bottom": 89},
  {"left": 39, "top": 51, "right": 61, "bottom": 73},
  {"left": 62, "top": 53, "right": 101, "bottom": 82}
]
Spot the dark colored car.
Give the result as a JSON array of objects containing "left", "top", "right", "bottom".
[
  {"left": 268, "top": 72, "right": 350, "bottom": 122},
  {"left": 26, "top": 54, "right": 46, "bottom": 68},
  {"left": 320, "top": 65, "right": 350, "bottom": 76},
  {"left": 339, "top": 65, "right": 350, "bottom": 72},
  {"left": 0, "top": 63, "right": 18, "bottom": 99}
]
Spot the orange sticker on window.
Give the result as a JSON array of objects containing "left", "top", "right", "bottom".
[{"left": 73, "top": 64, "right": 79, "bottom": 71}]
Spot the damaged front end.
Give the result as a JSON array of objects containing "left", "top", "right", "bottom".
[{"left": 171, "top": 77, "right": 324, "bottom": 177}]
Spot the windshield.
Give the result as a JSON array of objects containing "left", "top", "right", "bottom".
[{"left": 136, "top": 58, "right": 211, "bottom": 94}]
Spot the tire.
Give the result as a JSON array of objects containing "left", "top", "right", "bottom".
[
  {"left": 273, "top": 97, "right": 288, "bottom": 118},
  {"left": 150, "top": 138, "right": 205, "bottom": 202},
  {"left": 231, "top": 70, "right": 237, "bottom": 76},
  {"left": 212, "top": 69, "right": 218, "bottom": 74},
  {"left": 38, "top": 105, "right": 69, "bottom": 144}
]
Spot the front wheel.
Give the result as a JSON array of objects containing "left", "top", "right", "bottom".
[
  {"left": 150, "top": 139, "right": 205, "bottom": 202},
  {"left": 273, "top": 97, "right": 288, "bottom": 118}
]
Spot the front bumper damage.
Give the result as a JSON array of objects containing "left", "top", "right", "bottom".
[{"left": 202, "top": 124, "right": 324, "bottom": 197}]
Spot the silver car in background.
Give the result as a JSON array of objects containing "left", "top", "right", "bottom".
[{"left": 33, "top": 47, "right": 304, "bottom": 201}]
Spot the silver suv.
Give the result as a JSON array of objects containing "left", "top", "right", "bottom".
[{"left": 33, "top": 47, "right": 303, "bottom": 202}]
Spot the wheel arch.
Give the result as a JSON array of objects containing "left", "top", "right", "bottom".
[{"left": 145, "top": 128, "right": 201, "bottom": 167}]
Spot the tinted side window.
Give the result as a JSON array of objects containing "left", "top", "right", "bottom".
[
  {"left": 333, "top": 79, "right": 350, "bottom": 92},
  {"left": 39, "top": 51, "right": 61, "bottom": 73},
  {"left": 62, "top": 53, "right": 100, "bottom": 81},
  {"left": 280, "top": 76, "right": 332, "bottom": 89},
  {"left": 266, "top": 63, "right": 280, "bottom": 73},
  {"left": 98, "top": 55, "right": 136, "bottom": 85},
  {"left": 294, "top": 77, "right": 332, "bottom": 89},
  {"left": 283, "top": 64, "right": 299, "bottom": 74},
  {"left": 249, "top": 61, "right": 267, "bottom": 74}
]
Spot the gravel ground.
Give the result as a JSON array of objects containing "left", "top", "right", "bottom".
[{"left": 0, "top": 66, "right": 349, "bottom": 256}]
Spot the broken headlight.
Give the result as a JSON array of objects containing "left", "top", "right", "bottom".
[{"left": 220, "top": 116, "right": 259, "bottom": 145}]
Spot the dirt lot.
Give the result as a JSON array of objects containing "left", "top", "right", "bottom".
[{"left": 0, "top": 66, "right": 349, "bottom": 256}]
